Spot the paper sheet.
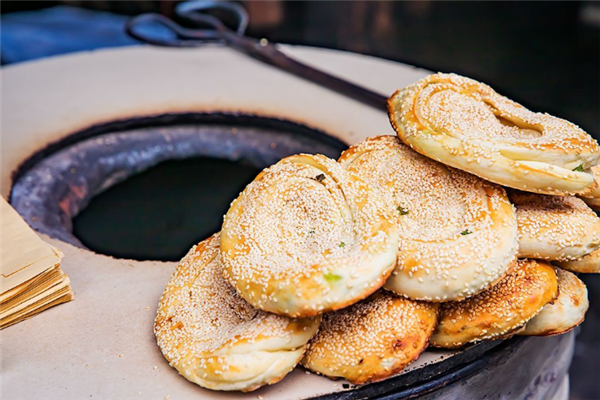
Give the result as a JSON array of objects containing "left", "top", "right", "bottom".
[{"left": 1, "top": 197, "right": 63, "bottom": 293}]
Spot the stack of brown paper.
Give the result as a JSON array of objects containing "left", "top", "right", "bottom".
[{"left": 1, "top": 197, "right": 73, "bottom": 329}]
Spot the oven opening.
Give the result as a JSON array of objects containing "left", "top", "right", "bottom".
[{"left": 10, "top": 113, "right": 347, "bottom": 261}]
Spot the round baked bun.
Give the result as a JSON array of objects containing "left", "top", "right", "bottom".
[
  {"left": 522, "top": 267, "right": 588, "bottom": 336},
  {"left": 221, "top": 154, "right": 399, "bottom": 318},
  {"left": 154, "top": 234, "right": 320, "bottom": 392},
  {"left": 388, "top": 73, "right": 600, "bottom": 195},
  {"left": 338, "top": 135, "right": 518, "bottom": 301},
  {"left": 555, "top": 249, "right": 600, "bottom": 274},
  {"left": 301, "top": 291, "right": 438, "bottom": 384},
  {"left": 430, "top": 259, "right": 558, "bottom": 349},
  {"left": 579, "top": 165, "right": 600, "bottom": 211},
  {"left": 510, "top": 190, "right": 600, "bottom": 261}
]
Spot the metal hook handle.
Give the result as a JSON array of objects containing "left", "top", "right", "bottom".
[
  {"left": 175, "top": 0, "right": 249, "bottom": 36},
  {"left": 125, "top": 13, "right": 223, "bottom": 47},
  {"left": 126, "top": 1, "right": 389, "bottom": 111}
]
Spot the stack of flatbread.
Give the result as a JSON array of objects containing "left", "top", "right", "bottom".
[
  {"left": 1, "top": 197, "right": 73, "bottom": 329},
  {"left": 153, "top": 73, "right": 600, "bottom": 392}
]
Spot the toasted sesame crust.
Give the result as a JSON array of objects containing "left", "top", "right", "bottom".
[
  {"left": 339, "top": 136, "right": 518, "bottom": 302},
  {"left": 555, "top": 248, "right": 600, "bottom": 274},
  {"left": 430, "top": 259, "right": 558, "bottom": 349},
  {"left": 221, "top": 154, "right": 399, "bottom": 318},
  {"left": 154, "top": 234, "right": 320, "bottom": 392},
  {"left": 522, "top": 267, "right": 588, "bottom": 336},
  {"left": 301, "top": 291, "right": 438, "bottom": 384},
  {"left": 510, "top": 190, "right": 600, "bottom": 261},
  {"left": 388, "top": 73, "right": 600, "bottom": 195},
  {"left": 579, "top": 165, "right": 600, "bottom": 211}
]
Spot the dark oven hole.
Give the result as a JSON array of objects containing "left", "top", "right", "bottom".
[{"left": 10, "top": 113, "right": 347, "bottom": 261}]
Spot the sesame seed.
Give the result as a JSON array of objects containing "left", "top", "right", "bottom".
[
  {"left": 388, "top": 73, "right": 599, "bottom": 195},
  {"left": 221, "top": 154, "right": 399, "bottom": 317},
  {"left": 511, "top": 190, "right": 600, "bottom": 261},
  {"left": 338, "top": 135, "right": 518, "bottom": 301},
  {"left": 522, "top": 267, "right": 588, "bottom": 336},
  {"left": 302, "top": 291, "right": 438, "bottom": 384},
  {"left": 154, "top": 234, "right": 319, "bottom": 391},
  {"left": 431, "top": 259, "right": 558, "bottom": 348}
]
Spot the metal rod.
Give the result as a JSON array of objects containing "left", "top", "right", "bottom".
[{"left": 223, "top": 32, "right": 389, "bottom": 112}]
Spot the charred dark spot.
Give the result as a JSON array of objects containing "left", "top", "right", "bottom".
[{"left": 393, "top": 340, "right": 404, "bottom": 351}]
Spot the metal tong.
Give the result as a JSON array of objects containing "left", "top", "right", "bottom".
[{"left": 125, "top": 0, "right": 388, "bottom": 111}]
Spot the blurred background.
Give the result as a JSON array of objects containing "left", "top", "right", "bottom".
[{"left": 2, "top": 2, "right": 599, "bottom": 399}]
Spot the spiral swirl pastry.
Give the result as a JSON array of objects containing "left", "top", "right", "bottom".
[
  {"left": 554, "top": 166, "right": 600, "bottom": 272},
  {"left": 555, "top": 248, "right": 600, "bottom": 274},
  {"left": 430, "top": 259, "right": 558, "bottom": 349},
  {"left": 154, "top": 234, "right": 320, "bottom": 392},
  {"left": 301, "top": 291, "right": 438, "bottom": 384},
  {"left": 510, "top": 191, "right": 600, "bottom": 261},
  {"left": 579, "top": 165, "right": 600, "bottom": 211},
  {"left": 221, "top": 154, "right": 399, "bottom": 318},
  {"left": 388, "top": 73, "right": 600, "bottom": 195},
  {"left": 339, "top": 136, "right": 518, "bottom": 301},
  {"left": 522, "top": 267, "right": 588, "bottom": 336}
]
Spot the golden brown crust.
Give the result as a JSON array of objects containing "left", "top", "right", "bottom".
[
  {"left": 554, "top": 248, "right": 600, "bottom": 274},
  {"left": 430, "top": 259, "right": 558, "bottom": 349},
  {"left": 388, "top": 73, "right": 600, "bottom": 195},
  {"left": 521, "top": 267, "right": 588, "bottom": 337},
  {"left": 221, "top": 154, "right": 399, "bottom": 318},
  {"left": 339, "top": 135, "right": 518, "bottom": 302},
  {"left": 154, "top": 234, "right": 320, "bottom": 392},
  {"left": 301, "top": 291, "right": 438, "bottom": 384},
  {"left": 510, "top": 190, "right": 600, "bottom": 261}
]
